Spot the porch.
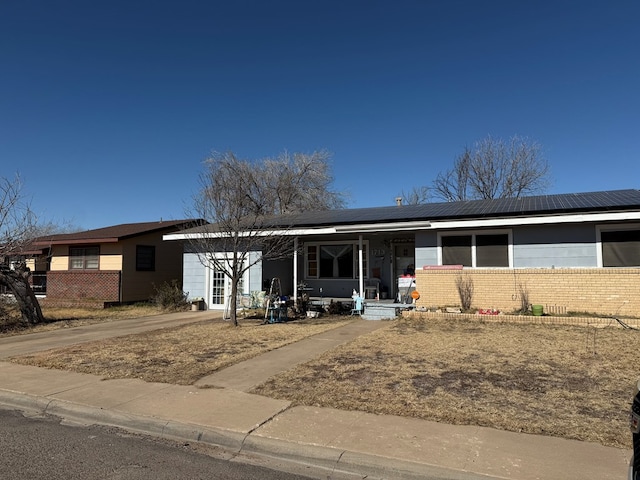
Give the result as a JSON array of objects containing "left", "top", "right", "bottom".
[{"left": 305, "top": 296, "right": 415, "bottom": 321}]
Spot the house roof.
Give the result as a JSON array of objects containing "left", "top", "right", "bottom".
[
  {"left": 277, "top": 189, "right": 640, "bottom": 228},
  {"left": 34, "top": 219, "right": 200, "bottom": 246},
  {"left": 175, "top": 189, "right": 640, "bottom": 235}
]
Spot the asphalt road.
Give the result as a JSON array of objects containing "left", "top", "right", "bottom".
[{"left": 0, "top": 408, "right": 317, "bottom": 480}]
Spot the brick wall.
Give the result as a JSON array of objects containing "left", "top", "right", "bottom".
[
  {"left": 42, "top": 271, "right": 121, "bottom": 308},
  {"left": 415, "top": 268, "right": 640, "bottom": 317}
]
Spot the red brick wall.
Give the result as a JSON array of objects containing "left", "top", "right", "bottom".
[{"left": 42, "top": 271, "right": 121, "bottom": 308}]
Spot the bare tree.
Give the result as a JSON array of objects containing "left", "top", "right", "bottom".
[
  {"left": 0, "top": 175, "right": 45, "bottom": 324},
  {"left": 261, "top": 150, "right": 346, "bottom": 214},
  {"left": 186, "top": 150, "right": 345, "bottom": 326},
  {"left": 398, "top": 186, "right": 431, "bottom": 205},
  {"left": 433, "top": 135, "right": 550, "bottom": 201}
]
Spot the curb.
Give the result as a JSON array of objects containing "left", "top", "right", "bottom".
[
  {"left": 0, "top": 389, "right": 464, "bottom": 480},
  {"left": 0, "top": 389, "right": 246, "bottom": 451},
  {"left": 243, "top": 433, "right": 486, "bottom": 480}
]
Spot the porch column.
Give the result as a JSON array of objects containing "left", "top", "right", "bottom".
[
  {"left": 293, "top": 237, "right": 299, "bottom": 306},
  {"left": 358, "top": 235, "right": 364, "bottom": 297}
]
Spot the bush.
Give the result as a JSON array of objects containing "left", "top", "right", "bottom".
[
  {"left": 152, "top": 280, "right": 190, "bottom": 311},
  {"left": 455, "top": 274, "right": 474, "bottom": 311}
]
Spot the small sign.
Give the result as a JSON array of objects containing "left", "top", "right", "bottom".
[{"left": 411, "top": 290, "right": 420, "bottom": 300}]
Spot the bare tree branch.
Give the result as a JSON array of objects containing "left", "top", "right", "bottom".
[
  {"left": 432, "top": 135, "right": 551, "bottom": 201},
  {"left": 0, "top": 174, "right": 44, "bottom": 324},
  {"left": 185, "top": 150, "right": 344, "bottom": 326}
]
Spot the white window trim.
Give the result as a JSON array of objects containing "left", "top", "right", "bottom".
[
  {"left": 304, "top": 240, "right": 369, "bottom": 280},
  {"left": 437, "top": 229, "right": 513, "bottom": 268},
  {"left": 595, "top": 223, "right": 640, "bottom": 268}
]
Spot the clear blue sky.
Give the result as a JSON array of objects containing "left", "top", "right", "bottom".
[{"left": 1, "top": 0, "right": 638, "bottom": 230}]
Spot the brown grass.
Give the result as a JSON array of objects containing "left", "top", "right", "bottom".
[
  {"left": 8, "top": 311, "right": 639, "bottom": 449},
  {"left": 11, "top": 318, "right": 351, "bottom": 385},
  {"left": 0, "top": 304, "right": 165, "bottom": 337},
  {"left": 252, "top": 315, "right": 640, "bottom": 449}
]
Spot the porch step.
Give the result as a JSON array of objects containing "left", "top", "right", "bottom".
[{"left": 361, "top": 302, "right": 414, "bottom": 321}]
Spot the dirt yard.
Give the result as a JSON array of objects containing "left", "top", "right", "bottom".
[{"left": 9, "top": 313, "right": 639, "bottom": 449}]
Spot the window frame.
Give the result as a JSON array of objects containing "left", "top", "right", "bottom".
[
  {"left": 136, "top": 245, "right": 156, "bottom": 272},
  {"left": 596, "top": 224, "right": 640, "bottom": 267},
  {"left": 437, "top": 229, "right": 513, "bottom": 268},
  {"left": 69, "top": 246, "right": 100, "bottom": 270},
  {"left": 304, "top": 240, "right": 369, "bottom": 280}
]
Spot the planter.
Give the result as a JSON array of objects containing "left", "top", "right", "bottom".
[
  {"left": 191, "top": 299, "right": 204, "bottom": 311},
  {"left": 532, "top": 304, "right": 544, "bottom": 316}
]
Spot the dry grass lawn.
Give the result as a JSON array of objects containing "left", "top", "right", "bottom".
[
  {"left": 0, "top": 304, "right": 166, "bottom": 337},
  {"left": 11, "top": 317, "right": 351, "bottom": 385},
  {"left": 252, "top": 316, "right": 639, "bottom": 449},
  {"left": 9, "top": 312, "right": 639, "bottom": 449}
]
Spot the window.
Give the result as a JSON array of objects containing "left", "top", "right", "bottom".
[
  {"left": 440, "top": 231, "right": 510, "bottom": 268},
  {"left": 442, "top": 235, "right": 472, "bottom": 266},
  {"left": 305, "top": 241, "right": 368, "bottom": 279},
  {"left": 69, "top": 246, "right": 99, "bottom": 269},
  {"left": 136, "top": 245, "right": 155, "bottom": 271},
  {"left": 601, "top": 228, "right": 640, "bottom": 267},
  {"left": 476, "top": 234, "right": 509, "bottom": 267}
]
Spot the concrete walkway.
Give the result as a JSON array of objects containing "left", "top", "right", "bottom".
[{"left": 0, "top": 312, "right": 632, "bottom": 480}]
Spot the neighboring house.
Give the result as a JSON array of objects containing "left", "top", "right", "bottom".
[
  {"left": 32, "top": 220, "right": 199, "bottom": 307},
  {"left": 165, "top": 190, "right": 640, "bottom": 318}
]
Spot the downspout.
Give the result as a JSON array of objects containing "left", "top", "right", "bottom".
[{"left": 358, "top": 235, "right": 364, "bottom": 297}]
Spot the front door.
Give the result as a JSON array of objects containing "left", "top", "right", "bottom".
[{"left": 208, "top": 267, "right": 227, "bottom": 310}]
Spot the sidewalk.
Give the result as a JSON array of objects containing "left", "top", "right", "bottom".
[{"left": 0, "top": 312, "right": 632, "bottom": 480}]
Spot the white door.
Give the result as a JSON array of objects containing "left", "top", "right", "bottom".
[
  {"left": 208, "top": 267, "right": 227, "bottom": 310},
  {"left": 207, "top": 264, "right": 247, "bottom": 311}
]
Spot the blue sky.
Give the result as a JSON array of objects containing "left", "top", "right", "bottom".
[{"left": 1, "top": 0, "right": 638, "bottom": 230}]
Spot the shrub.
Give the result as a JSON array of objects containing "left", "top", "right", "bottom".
[
  {"left": 455, "top": 274, "right": 474, "bottom": 311},
  {"left": 518, "top": 282, "right": 530, "bottom": 314},
  {"left": 152, "top": 280, "right": 190, "bottom": 311}
]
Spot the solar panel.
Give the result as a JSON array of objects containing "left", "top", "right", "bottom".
[{"left": 277, "top": 189, "right": 640, "bottom": 228}]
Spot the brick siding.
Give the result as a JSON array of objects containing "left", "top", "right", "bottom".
[
  {"left": 415, "top": 268, "right": 640, "bottom": 318},
  {"left": 41, "top": 271, "right": 121, "bottom": 308}
]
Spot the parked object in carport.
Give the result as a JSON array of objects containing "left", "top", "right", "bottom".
[{"left": 630, "top": 378, "right": 640, "bottom": 480}]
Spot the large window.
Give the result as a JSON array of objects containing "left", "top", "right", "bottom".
[
  {"left": 600, "top": 228, "right": 640, "bottom": 267},
  {"left": 305, "top": 241, "right": 368, "bottom": 279},
  {"left": 440, "top": 231, "right": 510, "bottom": 267},
  {"left": 69, "top": 246, "right": 99, "bottom": 269},
  {"left": 136, "top": 245, "right": 155, "bottom": 271}
]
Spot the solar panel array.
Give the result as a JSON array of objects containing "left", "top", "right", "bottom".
[{"left": 280, "top": 189, "right": 640, "bottom": 228}]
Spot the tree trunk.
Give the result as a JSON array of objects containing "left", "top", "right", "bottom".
[
  {"left": 229, "top": 275, "right": 239, "bottom": 327},
  {"left": 0, "top": 264, "right": 45, "bottom": 325}
]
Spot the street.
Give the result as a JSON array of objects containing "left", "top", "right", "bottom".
[{"left": 0, "top": 408, "right": 316, "bottom": 480}]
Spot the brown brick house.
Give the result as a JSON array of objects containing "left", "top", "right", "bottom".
[{"left": 33, "top": 220, "right": 198, "bottom": 307}]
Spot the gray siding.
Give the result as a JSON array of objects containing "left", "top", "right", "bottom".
[
  {"left": 183, "top": 252, "right": 207, "bottom": 300},
  {"left": 513, "top": 224, "right": 597, "bottom": 268},
  {"left": 415, "top": 225, "right": 599, "bottom": 269}
]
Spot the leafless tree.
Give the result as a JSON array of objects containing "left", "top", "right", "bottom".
[
  {"left": 433, "top": 135, "right": 551, "bottom": 201},
  {"left": 398, "top": 186, "right": 431, "bottom": 205},
  {"left": 261, "top": 150, "right": 346, "bottom": 214},
  {"left": 0, "top": 175, "right": 45, "bottom": 324},
  {"left": 186, "top": 150, "right": 345, "bottom": 326}
]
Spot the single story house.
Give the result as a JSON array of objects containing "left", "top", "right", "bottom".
[
  {"left": 165, "top": 189, "right": 640, "bottom": 318},
  {"left": 31, "top": 220, "right": 199, "bottom": 307}
]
